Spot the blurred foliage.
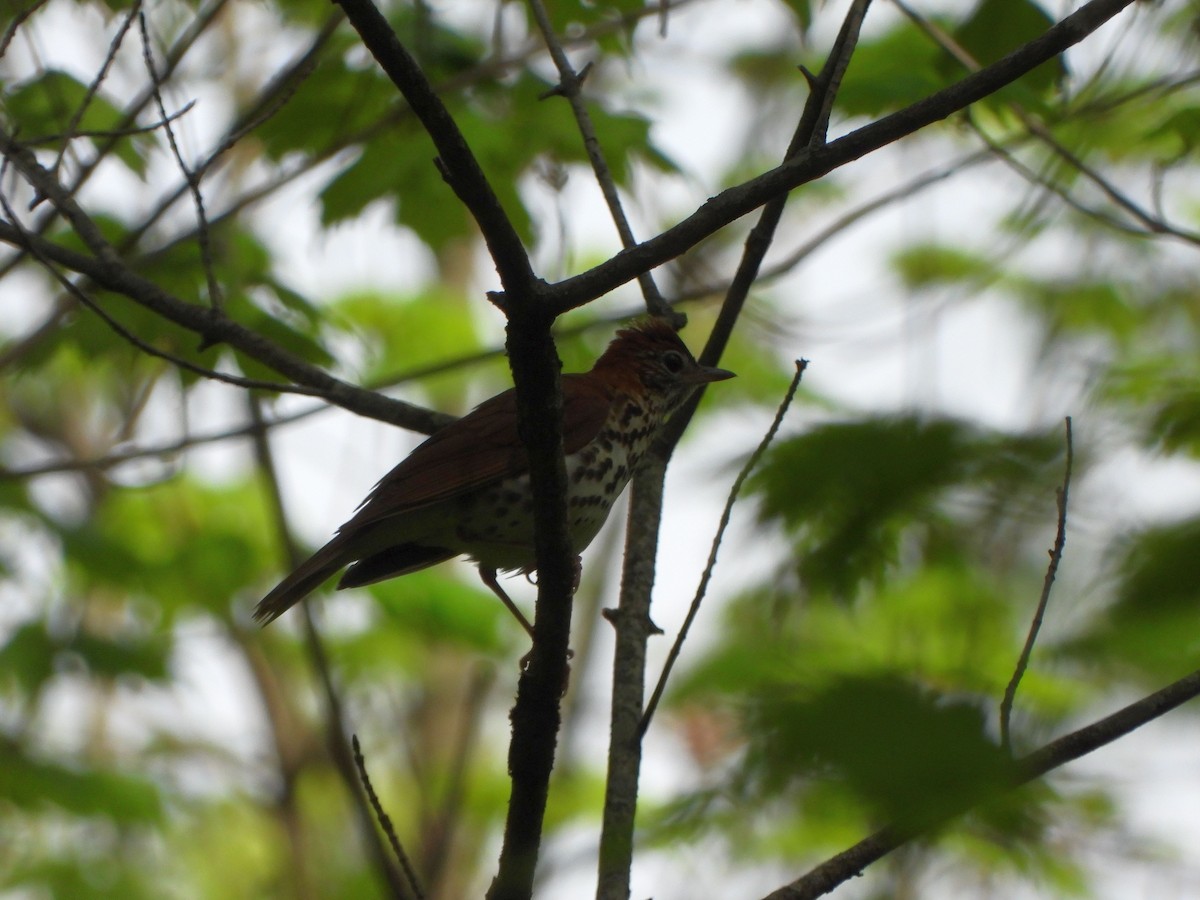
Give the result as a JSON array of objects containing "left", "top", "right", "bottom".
[
  {"left": 1067, "top": 516, "right": 1200, "bottom": 680},
  {"left": 750, "top": 415, "right": 1064, "bottom": 598},
  {"left": 1, "top": 0, "right": 1199, "bottom": 898}
]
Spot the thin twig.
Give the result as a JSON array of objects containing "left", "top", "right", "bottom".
[
  {"left": 1000, "top": 416, "right": 1073, "bottom": 752},
  {"left": 0, "top": 0, "right": 234, "bottom": 285},
  {"left": 0, "top": 185, "right": 327, "bottom": 396},
  {"left": 24, "top": 100, "right": 198, "bottom": 145},
  {"left": 0, "top": 125, "right": 124, "bottom": 265},
  {"left": 246, "top": 396, "right": 417, "bottom": 899},
  {"left": 641, "top": 360, "right": 807, "bottom": 737},
  {"left": 0, "top": 305, "right": 689, "bottom": 482},
  {"left": 535, "top": 0, "right": 1141, "bottom": 315},
  {"left": 138, "top": 11, "right": 223, "bottom": 311},
  {"left": 51, "top": 1, "right": 142, "bottom": 179},
  {"left": 352, "top": 735, "right": 426, "bottom": 900},
  {"left": 0, "top": 0, "right": 683, "bottom": 294},
  {"left": 598, "top": 5, "right": 870, "bottom": 896},
  {"left": 526, "top": 0, "right": 675, "bottom": 321},
  {"left": 969, "top": 120, "right": 1154, "bottom": 239},
  {"left": 0, "top": 0, "right": 50, "bottom": 60},
  {"left": 0, "top": 213, "right": 447, "bottom": 431},
  {"left": 893, "top": 0, "right": 1200, "bottom": 246}
]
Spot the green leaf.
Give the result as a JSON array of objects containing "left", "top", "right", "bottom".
[
  {"left": 319, "top": 133, "right": 473, "bottom": 248},
  {"left": 1148, "top": 106, "right": 1200, "bottom": 159},
  {"left": 952, "top": 0, "right": 1065, "bottom": 110},
  {"left": 255, "top": 38, "right": 400, "bottom": 159},
  {"left": 0, "top": 620, "right": 168, "bottom": 687},
  {"left": 1149, "top": 385, "right": 1200, "bottom": 456},
  {"left": 829, "top": 25, "right": 945, "bottom": 117},
  {"left": 540, "top": 0, "right": 648, "bottom": 46},
  {"left": 5, "top": 69, "right": 148, "bottom": 175},
  {"left": 59, "top": 478, "right": 276, "bottom": 618},
  {"left": 0, "top": 622, "right": 56, "bottom": 695},
  {"left": 892, "top": 243, "right": 999, "bottom": 290},
  {"left": 750, "top": 416, "right": 1062, "bottom": 598},
  {"left": 1073, "top": 518, "right": 1200, "bottom": 677},
  {"left": 8, "top": 856, "right": 157, "bottom": 900},
  {"left": 1014, "top": 276, "right": 1140, "bottom": 345},
  {"left": 331, "top": 288, "right": 493, "bottom": 406},
  {"left": 746, "top": 674, "right": 1017, "bottom": 826},
  {"left": 360, "top": 568, "right": 514, "bottom": 657},
  {"left": 0, "top": 744, "right": 163, "bottom": 823},
  {"left": 781, "top": 0, "right": 813, "bottom": 34},
  {"left": 1106, "top": 356, "right": 1200, "bottom": 457}
]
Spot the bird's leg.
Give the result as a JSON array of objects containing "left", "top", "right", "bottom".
[
  {"left": 480, "top": 565, "right": 577, "bottom": 681},
  {"left": 478, "top": 566, "right": 535, "bottom": 640}
]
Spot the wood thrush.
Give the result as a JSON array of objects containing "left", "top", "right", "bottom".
[{"left": 253, "top": 320, "right": 734, "bottom": 633}]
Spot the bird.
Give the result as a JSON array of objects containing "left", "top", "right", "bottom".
[{"left": 253, "top": 319, "right": 734, "bottom": 635}]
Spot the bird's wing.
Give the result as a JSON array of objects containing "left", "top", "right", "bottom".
[{"left": 340, "top": 373, "right": 613, "bottom": 531}]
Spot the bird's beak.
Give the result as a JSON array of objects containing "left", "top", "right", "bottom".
[{"left": 687, "top": 365, "right": 736, "bottom": 385}]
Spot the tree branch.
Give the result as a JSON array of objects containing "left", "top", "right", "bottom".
[
  {"left": 597, "top": 4, "right": 871, "bottom": 897},
  {"left": 595, "top": 454, "right": 669, "bottom": 900},
  {"left": 0, "top": 195, "right": 327, "bottom": 398},
  {"left": 247, "top": 396, "right": 418, "bottom": 899},
  {"left": 764, "top": 665, "right": 1200, "bottom": 900},
  {"left": 527, "top": 0, "right": 675, "bottom": 322},
  {"left": 0, "top": 0, "right": 235, "bottom": 284},
  {"left": 641, "top": 360, "right": 807, "bottom": 736},
  {"left": 895, "top": 0, "right": 1200, "bottom": 246},
  {"left": 1000, "top": 416, "right": 1073, "bottom": 751},
  {"left": 327, "top": 6, "right": 573, "bottom": 898},
  {"left": 486, "top": 309, "right": 575, "bottom": 900},
  {"left": 531, "top": 0, "right": 1139, "bottom": 316},
  {"left": 0, "top": 214, "right": 450, "bottom": 432}
]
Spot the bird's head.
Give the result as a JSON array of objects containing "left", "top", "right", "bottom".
[{"left": 593, "top": 319, "right": 735, "bottom": 414}]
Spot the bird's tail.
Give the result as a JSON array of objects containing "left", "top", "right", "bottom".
[{"left": 253, "top": 540, "right": 346, "bottom": 625}]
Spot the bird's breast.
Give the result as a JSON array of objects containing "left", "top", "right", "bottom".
[{"left": 451, "top": 398, "right": 663, "bottom": 573}]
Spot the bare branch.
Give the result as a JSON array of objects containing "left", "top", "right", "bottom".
[
  {"left": 641, "top": 360, "right": 807, "bottom": 737},
  {"left": 246, "top": 396, "right": 419, "bottom": 899},
  {"left": 765, "top": 663, "right": 1200, "bottom": 900},
  {"left": 535, "top": 0, "right": 1141, "bottom": 316},
  {"left": 527, "top": 0, "right": 676, "bottom": 322},
  {"left": 598, "top": 5, "right": 870, "bottom": 895},
  {"left": 352, "top": 735, "right": 426, "bottom": 900},
  {"left": 137, "top": 11, "right": 223, "bottom": 312},
  {"left": 1000, "top": 416, "right": 1074, "bottom": 752}
]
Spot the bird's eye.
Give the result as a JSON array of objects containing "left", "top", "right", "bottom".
[{"left": 662, "top": 350, "right": 686, "bottom": 374}]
